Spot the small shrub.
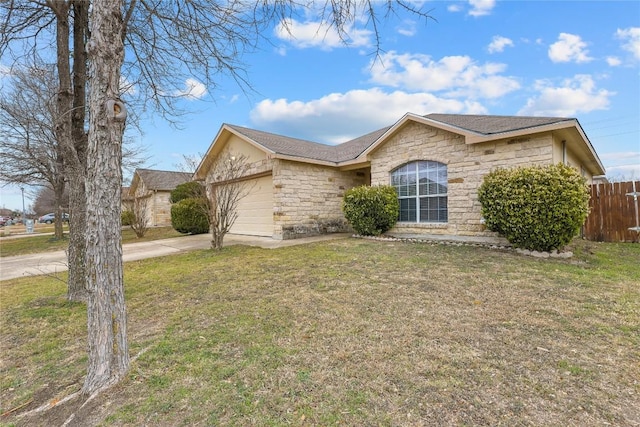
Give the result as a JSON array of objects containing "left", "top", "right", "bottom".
[
  {"left": 342, "top": 185, "right": 399, "bottom": 236},
  {"left": 121, "top": 210, "right": 134, "bottom": 226},
  {"left": 170, "top": 181, "right": 205, "bottom": 204},
  {"left": 171, "top": 198, "right": 209, "bottom": 234},
  {"left": 477, "top": 163, "right": 590, "bottom": 251}
]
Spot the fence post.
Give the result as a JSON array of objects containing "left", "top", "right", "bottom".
[{"left": 626, "top": 180, "right": 640, "bottom": 234}]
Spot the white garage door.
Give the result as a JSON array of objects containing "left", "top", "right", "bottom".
[{"left": 230, "top": 175, "right": 273, "bottom": 237}]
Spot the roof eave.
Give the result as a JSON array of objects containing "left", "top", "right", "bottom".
[
  {"left": 464, "top": 120, "right": 576, "bottom": 144},
  {"left": 573, "top": 119, "right": 606, "bottom": 176},
  {"left": 271, "top": 153, "right": 338, "bottom": 167}
]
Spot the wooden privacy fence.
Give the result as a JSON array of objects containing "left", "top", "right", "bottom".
[{"left": 583, "top": 180, "right": 640, "bottom": 243}]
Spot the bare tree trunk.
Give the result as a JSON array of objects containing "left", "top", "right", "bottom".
[
  {"left": 67, "top": 0, "right": 90, "bottom": 302},
  {"left": 53, "top": 175, "right": 65, "bottom": 239},
  {"left": 82, "top": 0, "right": 129, "bottom": 395},
  {"left": 52, "top": 1, "right": 73, "bottom": 242},
  {"left": 67, "top": 175, "right": 87, "bottom": 301}
]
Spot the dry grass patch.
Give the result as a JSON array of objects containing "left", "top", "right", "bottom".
[{"left": 1, "top": 239, "right": 638, "bottom": 426}]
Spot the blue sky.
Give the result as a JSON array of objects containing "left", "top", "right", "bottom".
[{"left": 1, "top": 0, "right": 639, "bottom": 212}]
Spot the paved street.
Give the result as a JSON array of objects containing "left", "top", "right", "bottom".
[{"left": 0, "top": 233, "right": 349, "bottom": 281}]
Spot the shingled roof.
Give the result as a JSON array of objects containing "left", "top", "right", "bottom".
[
  {"left": 219, "top": 113, "right": 594, "bottom": 167},
  {"left": 133, "top": 169, "right": 192, "bottom": 191},
  {"left": 227, "top": 125, "right": 338, "bottom": 162},
  {"left": 227, "top": 124, "right": 393, "bottom": 164},
  {"left": 424, "top": 113, "right": 574, "bottom": 135}
]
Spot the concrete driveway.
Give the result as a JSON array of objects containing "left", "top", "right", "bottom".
[{"left": 0, "top": 233, "right": 349, "bottom": 281}]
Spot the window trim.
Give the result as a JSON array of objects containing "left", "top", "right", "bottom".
[{"left": 391, "top": 160, "right": 448, "bottom": 223}]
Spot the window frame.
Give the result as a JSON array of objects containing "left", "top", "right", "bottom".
[{"left": 390, "top": 160, "right": 448, "bottom": 223}]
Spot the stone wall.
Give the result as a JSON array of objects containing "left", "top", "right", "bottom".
[
  {"left": 150, "top": 191, "right": 172, "bottom": 227},
  {"left": 272, "top": 159, "right": 368, "bottom": 239},
  {"left": 369, "top": 121, "right": 554, "bottom": 238},
  {"left": 132, "top": 180, "right": 173, "bottom": 227}
]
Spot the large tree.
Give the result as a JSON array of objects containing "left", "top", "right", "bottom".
[
  {"left": 0, "top": 64, "right": 67, "bottom": 238},
  {"left": 2, "top": 0, "right": 433, "bottom": 400},
  {"left": 82, "top": 0, "right": 129, "bottom": 395}
]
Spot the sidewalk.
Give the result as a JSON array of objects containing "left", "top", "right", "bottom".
[{"left": 0, "top": 233, "right": 349, "bottom": 281}]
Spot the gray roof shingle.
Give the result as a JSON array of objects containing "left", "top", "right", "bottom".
[
  {"left": 227, "top": 124, "right": 391, "bottom": 164},
  {"left": 227, "top": 125, "right": 339, "bottom": 163},
  {"left": 424, "top": 113, "right": 573, "bottom": 135},
  {"left": 226, "top": 113, "right": 574, "bottom": 164},
  {"left": 135, "top": 169, "right": 192, "bottom": 191}
]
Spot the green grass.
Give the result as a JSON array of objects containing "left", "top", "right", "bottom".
[
  {"left": 1, "top": 238, "right": 639, "bottom": 426},
  {"left": 0, "top": 227, "right": 184, "bottom": 257}
]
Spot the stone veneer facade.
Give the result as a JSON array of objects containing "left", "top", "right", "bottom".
[
  {"left": 369, "top": 121, "right": 554, "bottom": 238},
  {"left": 271, "top": 159, "right": 369, "bottom": 239},
  {"left": 202, "top": 121, "right": 590, "bottom": 241}
]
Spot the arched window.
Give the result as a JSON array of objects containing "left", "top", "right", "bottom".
[{"left": 391, "top": 161, "right": 448, "bottom": 223}]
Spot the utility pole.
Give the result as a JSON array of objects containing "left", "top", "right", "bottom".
[{"left": 21, "top": 187, "right": 25, "bottom": 219}]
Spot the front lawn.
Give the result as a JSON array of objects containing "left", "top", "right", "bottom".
[{"left": 1, "top": 238, "right": 638, "bottom": 426}]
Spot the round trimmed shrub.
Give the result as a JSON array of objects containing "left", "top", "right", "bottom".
[
  {"left": 170, "top": 181, "right": 205, "bottom": 204},
  {"left": 170, "top": 198, "right": 209, "bottom": 234},
  {"left": 342, "top": 185, "right": 399, "bottom": 236},
  {"left": 477, "top": 163, "right": 590, "bottom": 251}
]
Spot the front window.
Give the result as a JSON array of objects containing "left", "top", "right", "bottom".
[{"left": 391, "top": 161, "right": 448, "bottom": 223}]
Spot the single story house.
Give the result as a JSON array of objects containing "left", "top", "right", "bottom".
[
  {"left": 129, "top": 168, "right": 192, "bottom": 227},
  {"left": 194, "top": 113, "right": 605, "bottom": 241}
]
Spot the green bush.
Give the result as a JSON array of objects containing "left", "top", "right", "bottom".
[
  {"left": 170, "top": 198, "right": 209, "bottom": 234},
  {"left": 121, "top": 210, "right": 134, "bottom": 226},
  {"left": 170, "top": 181, "right": 205, "bottom": 204},
  {"left": 342, "top": 185, "right": 399, "bottom": 236},
  {"left": 477, "top": 163, "right": 590, "bottom": 251}
]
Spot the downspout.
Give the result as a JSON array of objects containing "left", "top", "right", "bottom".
[{"left": 154, "top": 189, "right": 157, "bottom": 226}]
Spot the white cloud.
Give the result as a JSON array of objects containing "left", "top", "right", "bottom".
[
  {"left": 468, "top": 0, "right": 496, "bottom": 17},
  {"left": 275, "top": 18, "right": 372, "bottom": 51},
  {"left": 615, "top": 27, "right": 640, "bottom": 60},
  {"left": 599, "top": 152, "right": 640, "bottom": 179},
  {"left": 548, "top": 33, "right": 593, "bottom": 63},
  {"left": 397, "top": 20, "right": 417, "bottom": 37},
  {"left": 487, "top": 36, "right": 514, "bottom": 53},
  {"left": 447, "top": 4, "right": 462, "bottom": 13},
  {"left": 600, "top": 151, "right": 640, "bottom": 162},
  {"left": 518, "top": 74, "right": 614, "bottom": 116},
  {"left": 250, "top": 88, "right": 487, "bottom": 144},
  {"left": 368, "top": 51, "right": 520, "bottom": 99},
  {"left": 174, "top": 78, "right": 207, "bottom": 100},
  {"left": 604, "top": 163, "right": 640, "bottom": 180},
  {"left": 606, "top": 56, "right": 622, "bottom": 67}
]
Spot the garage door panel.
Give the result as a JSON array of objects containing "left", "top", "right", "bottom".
[{"left": 229, "top": 175, "right": 273, "bottom": 236}]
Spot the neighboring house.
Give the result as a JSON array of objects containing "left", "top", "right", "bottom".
[
  {"left": 194, "top": 113, "right": 605, "bottom": 242},
  {"left": 121, "top": 186, "right": 133, "bottom": 212},
  {"left": 129, "top": 169, "right": 192, "bottom": 227}
]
